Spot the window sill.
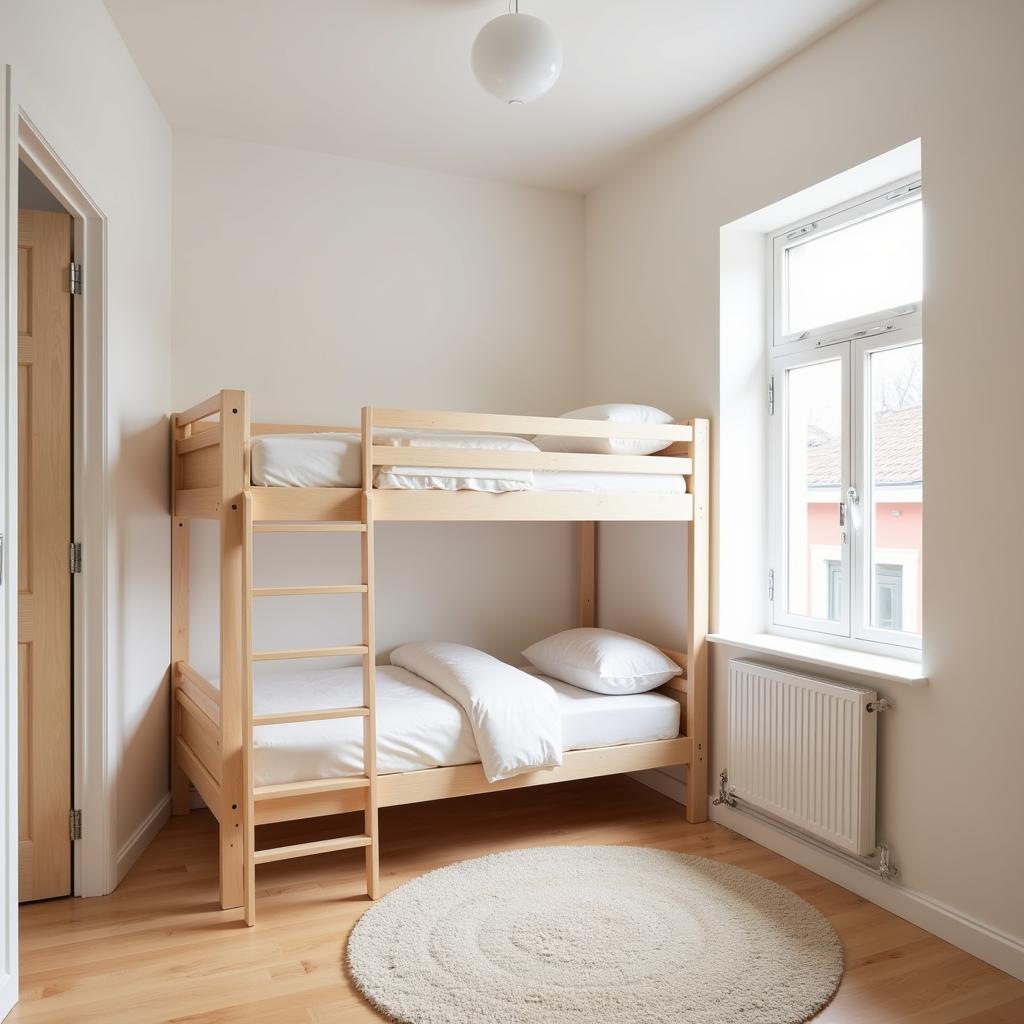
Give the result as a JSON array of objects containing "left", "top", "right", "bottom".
[{"left": 707, "top": 632, "right": 928, "bottom": 686}]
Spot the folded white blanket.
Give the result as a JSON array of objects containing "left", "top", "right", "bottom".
[{"left": 390, "top": 642, "right": 563, "bottom": 782}]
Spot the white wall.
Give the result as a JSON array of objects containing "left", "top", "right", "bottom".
[
  {"left": 1, "top": 0, "right": 172, "bottom": 890},
  {"left": 586, "top": 0, "right": 1024, "bottom": 960},
  {"left": 173, "top": 134, "right": 586, "bottom": 672}
]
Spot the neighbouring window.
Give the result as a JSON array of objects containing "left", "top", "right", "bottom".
[{"left": 768, "top": 177, "right": 922, "bottom": 651}]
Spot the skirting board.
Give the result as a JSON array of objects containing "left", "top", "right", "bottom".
[
  {"left": 631, "top": 767, "right": 688, "bottom": 807},
  {"left": 708, "top": 801, "right": 1024, "bottom": 983},
  {"left": 633, "top": 769, "right": 1024, "bottom": 981},
  {"left": 115, "top": 793, "right": 171, "bottom": 887}
]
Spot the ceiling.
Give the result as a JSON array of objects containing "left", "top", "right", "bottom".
[{"left": 104, "top": 0, "right": 875, "bottom": 193}]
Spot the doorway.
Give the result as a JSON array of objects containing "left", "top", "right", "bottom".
[{"left": 17, "top": 164, "right": 73, "bottom": 902}]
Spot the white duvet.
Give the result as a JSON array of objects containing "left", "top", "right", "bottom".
[
  {"left": 247, "top": 666, "right": 680, "bottom": 787},
  {"left": 390, "top": 642, "right": 562, "bottom": 782}
]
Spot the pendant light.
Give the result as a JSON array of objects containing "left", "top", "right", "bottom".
[{"left": 471, "top": 2, "right": 563, "bottom": 105}]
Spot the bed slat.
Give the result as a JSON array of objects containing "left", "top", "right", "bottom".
[
  {"left": 252, "top": 644, "right": 369, "bottom": 661},
  {"left": 372, "top": 408, "right": 694, "bottom": 442},
  {"left": 254, "top": 834, "right": 371, "bottom": 865},
  {"left": 369, "top": 446, "right": 692, "bottom": 475},
  {"left": 176, "top": 425, "right": 222, "bottom": 454},
  {"left": 253, "top": 776, "right": 371, "bottom": 801},
  {"left": 253, "top": 706, "right": 369, "bottom": 726},
  {"left": 252, "top": 585, "right": 367, "bottom": 597},
  {"left": 252, "top": 522, "right": 366, "bottom": 533}
]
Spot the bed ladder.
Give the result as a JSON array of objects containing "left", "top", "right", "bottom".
[{"left": 240, "top": 489, "right": 380, "bottom": 927}]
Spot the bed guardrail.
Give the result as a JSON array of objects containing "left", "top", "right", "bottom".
[
  {"left": 366, "top": 407, "right": 694, "bottom": 477},
  {"left": 172, "top": 393, "right": 700, "bottom": 517},
  {"left": 171, "top": 389, "right": 249, "bottom": 519}
]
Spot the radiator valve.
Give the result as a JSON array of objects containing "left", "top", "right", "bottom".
[
  {"left": 876, "top": 844, "right": 899, "bottom": 880},
  {"left": 712, "top": 769, "right": 738, "bottom": 808}
]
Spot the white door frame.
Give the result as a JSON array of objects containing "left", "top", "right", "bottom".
[
  {"left": 1, "top": 62, "right": 17, "bottom": 1024},
  {"left": 1, "top": 63, "right": 112, "bottom": 1016},
  {"left": 17, "top": 103, "right": 112, "bottom": 903}
]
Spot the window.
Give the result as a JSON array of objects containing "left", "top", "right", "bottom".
[{"left": 768, "top": 177, "right": 922, "bottom": 652}]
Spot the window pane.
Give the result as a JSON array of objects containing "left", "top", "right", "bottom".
[
  {"left": 868, "top": 343, "right": 923, "bottom": 633},
  {"left": 785, "top": 201, "right": 922, "bottom": 335},
  {"left": 786, "top": 359, "right": 843, "bottom": 621}
]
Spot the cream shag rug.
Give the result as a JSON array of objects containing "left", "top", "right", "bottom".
[{"left": 347, "top": 845, "right": 843, "bottom": 1024}]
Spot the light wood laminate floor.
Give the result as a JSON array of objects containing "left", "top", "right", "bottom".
[{"left": 13, "top": 777, "right": 1024, "bottom": 1023}]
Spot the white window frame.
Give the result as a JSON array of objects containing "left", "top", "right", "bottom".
[
  {"left": 769, "top": 344, "right": 852, "bottom": 639},
  {"left": 853, "top": 331, "right": 923, "bottom": 649},
  {"left": 767, "top": 176, "right": 923, "bottom": 656}
]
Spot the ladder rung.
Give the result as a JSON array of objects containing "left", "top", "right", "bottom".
[
  {"left": 254, "top": 834, "right": 371, "bottom": 865},
  {"left": 253, "top": 645, "right": 369, "bottom": 661},
  {"left": 253, "top": 522, "right": 366, "bottom": 533},
  {"left": 252, "top": 585, "right": 367, "bottom": 597},
  {"left": 254, "top": 776, "right": 371, "bottom": 801},
  {"left": 254, "top": 706, "right": 369, "bottom": 726}
]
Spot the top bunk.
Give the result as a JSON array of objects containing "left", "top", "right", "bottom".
[{"left": 171, "top": 389, "right": 707, "bottom": 523}]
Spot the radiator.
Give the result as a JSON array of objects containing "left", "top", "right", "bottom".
[{"left": 725, "top": 659, "right": 878, "bottom": 856}]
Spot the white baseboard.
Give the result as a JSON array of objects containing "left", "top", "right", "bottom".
[
  {"left": 631, "top": 767, "right": 688, "bottom": 807},
  {"left": 114, "top": 792, "right": 171, "bottom": 887},
  {"left": 632, "top": 770, "right": 1024, "bottom": 981},
  {"left": 708, "top": 800, "right": 1024, "bottom": 983}
]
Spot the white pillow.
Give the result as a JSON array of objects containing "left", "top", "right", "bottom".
[
  {"left": 522, "top": 628, "right": 682, "bottom": 695},
  {"left": 533, "top": 404, "right": 676, "bottom": 456}
]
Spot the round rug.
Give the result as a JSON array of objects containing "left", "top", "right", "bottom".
[{"left": 346, "top": 845, "right": 843, "bottom": 1024}]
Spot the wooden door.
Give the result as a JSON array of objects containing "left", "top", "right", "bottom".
[{"left": 17, "top": 209, "right": 72, "bottom": 902}]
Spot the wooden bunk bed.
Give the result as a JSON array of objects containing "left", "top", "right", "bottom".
[{"left": 170, "top": 390, "right": 710, "bottom": 925}]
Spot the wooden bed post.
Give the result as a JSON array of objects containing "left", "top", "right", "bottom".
[
  {"left": 685, "top": 418, "right": 710, "bottom": 824},
  {"left": 219, "top": 389, "right": 249, "bottom": 910},
  {"left": 361, "top": 407, "right": 381, "bottom": 899},
  {"left": 241, "top": 492, "right": 256, "bottom": 927},
  {"left": 578, "top": 522, "right": 597, "bottom": 627},
  {"left": 170, "top": 414, "right": 191, "bottom": 816}
]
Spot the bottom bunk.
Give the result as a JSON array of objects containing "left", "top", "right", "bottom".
[
  {"left": 251, "top": 664, "right": 681, "bottom": 784},
  {"left": 172, "top": 656, "right": 694, "bottom": 828}
]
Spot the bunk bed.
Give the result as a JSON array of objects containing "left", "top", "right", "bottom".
[{"left": 170, "top": 390, "right": 710, "bottom": 925}]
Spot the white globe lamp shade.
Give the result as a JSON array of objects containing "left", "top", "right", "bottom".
[{"left": 471, "top": 13, "right": 563, "bottom": 104}]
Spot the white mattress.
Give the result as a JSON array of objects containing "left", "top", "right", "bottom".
[
  {"left": 249, "top": 664, "right": 680, "bottom": 786},
  {"left": 251, "top": 432, "right": 685, "bottom": 494},
  {"left": 535, "top": 471, "right": 685, "bottom": 495}
]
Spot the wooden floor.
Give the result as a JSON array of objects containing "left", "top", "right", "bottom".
[{"left": 12, "top": 777, "right": 1024, "bottom": 1023}]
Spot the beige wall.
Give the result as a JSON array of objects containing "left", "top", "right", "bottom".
[
  {"left": 586, "top": 0, "right": 1024, "bottom": 944},
  {"left": 2, "top": 1, "right": 173, "bottom": 880},
  {"left": 173, "top": 134, "right": 586, "bottom": 670}
]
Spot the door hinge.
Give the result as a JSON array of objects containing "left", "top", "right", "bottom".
[
  {"left": 69, "top": 541, "right": 82, "bottom": 574},
  {"left": 768, "top": 375, "right": 775, "bottom": 416},
  {"left": 69, "top": 809, "right": 82, "bottom": 841},
  {"left": 767, "top": 568, "right": 775, "bottom": 602},
  {"left": 69, "top": 261, "right": 83, "bottom": 295}
]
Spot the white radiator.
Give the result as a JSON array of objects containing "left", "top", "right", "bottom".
[{"left": 725, "top": 659, "right": 878, "bottom": 856}]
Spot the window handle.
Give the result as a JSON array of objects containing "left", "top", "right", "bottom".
[
  {"left": 846, "top": 486, "right": 862, "bottom": 531},
  {"left": 839, "top": 502, "right": 846, "bottom": 527}
]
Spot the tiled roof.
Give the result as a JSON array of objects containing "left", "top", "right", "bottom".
[{"left": 807, "top": 405, "right": 922, "bottom": 486}]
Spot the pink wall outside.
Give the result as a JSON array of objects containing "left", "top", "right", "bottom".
[{"left": 807, "top": 500, "right": 923, "bottom": 630}]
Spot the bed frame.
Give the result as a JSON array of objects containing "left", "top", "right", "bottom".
[{"left": 170, "top": 390, "right": 709, "bottom": 925}]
